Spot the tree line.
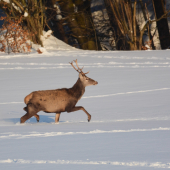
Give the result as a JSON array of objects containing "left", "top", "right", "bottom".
[{"left": 0, "top": 0, "right": 170, "bottom": 51}]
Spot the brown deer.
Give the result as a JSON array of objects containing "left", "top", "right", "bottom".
[{"left": 20, "top": 59, "right": 98, "bottom": 123}]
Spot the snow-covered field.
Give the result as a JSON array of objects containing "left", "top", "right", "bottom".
[{"left": 0, "top": 43, "right": 170, "bottom": 169}]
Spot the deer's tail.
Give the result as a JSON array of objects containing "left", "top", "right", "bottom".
[
  {"left": 24, "top": 93, "right": 33, "bottom": 105},
  {"left": 23, "top": 93, "right": 33, "bottom": 112}
]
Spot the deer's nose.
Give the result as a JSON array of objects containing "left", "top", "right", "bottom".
[{"left": 94, "top": 81, "right": 98, "bottom": 85}]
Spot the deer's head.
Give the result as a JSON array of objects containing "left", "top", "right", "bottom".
[{"left": 70, "top": 59, "right": 98, "bottom": 87}]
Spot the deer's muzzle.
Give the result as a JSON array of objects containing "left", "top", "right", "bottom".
[{"left": 93, "top": 81, "right": 98, "bottom": 85}]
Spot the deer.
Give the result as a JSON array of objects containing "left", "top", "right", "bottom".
[{"left": 20, "top": 59, "right": 98, "bottom": 123}]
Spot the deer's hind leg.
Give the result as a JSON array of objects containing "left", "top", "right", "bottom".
[
  {"left": 20, "top": 112, "right": 33, "bottom": 123},
  {"left": 21, "top": 103, "right": 40, "bottom": 123}
]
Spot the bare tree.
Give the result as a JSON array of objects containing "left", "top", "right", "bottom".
[
  {"left": 104, "top": 0, "right": 139, "bottom": 50},
  {"left": 104, "top": 0, "right": 170, "bottom": 50}
]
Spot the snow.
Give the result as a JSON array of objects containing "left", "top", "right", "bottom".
[
  {"left": 12, "top": 3, "right": 22, "bottom": 13},
  {"left": 32, "top": 30, "right": 76, "bottom": 51},
  {"left": 24, "top": 12, "right": 28, "bottom": 17},
  {"left": 0, "top": 36, "right": 170, "bottom": 170},
  {"left": 2, "top": 0, "right": 10, "bottom": 3},
  {"left": 56, "top": 14, "right": 62, "bottom": 20}
]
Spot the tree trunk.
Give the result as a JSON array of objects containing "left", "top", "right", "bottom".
[
  {"left": 133, "top": 0, "right": 137, "bottom": 50},
  {"left": 59, "top": 0, "right": 101, "bottom": 50},
  {"left": 139, "top": 0, "right": 155, "bottom": 50},
  {"left": 152, "top": 0, "right": 170, "bottom": 49}
]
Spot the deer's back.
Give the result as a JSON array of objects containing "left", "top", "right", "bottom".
[{"left": 25, "top": 88, "right": 77, "bottom": 113}]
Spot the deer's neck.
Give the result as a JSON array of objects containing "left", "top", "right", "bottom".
[{"left": 71, "top": 78, "right": 85, "bottom": 100}]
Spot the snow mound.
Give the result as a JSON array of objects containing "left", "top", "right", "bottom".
[{"left": 39, "top": 30, "right": 78, "bottom": 51}]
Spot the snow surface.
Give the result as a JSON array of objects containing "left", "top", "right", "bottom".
[
  {"left": 24, "top": 12, "right": 28, "bottom": 17},
  {"left": 0, "top": 37, "right": 170, "bottom": 169}
]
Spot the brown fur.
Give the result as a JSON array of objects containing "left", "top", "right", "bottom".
[{"left": 20, "top": 73, "right": 98, "bottom": 124}]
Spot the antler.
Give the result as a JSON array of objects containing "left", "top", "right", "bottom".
[
  {"left": 69, "top": 59, "right": 89, "bottom": 75},
  {"left": 74, "top": 59, "right": 84, "bottom": 72},
  {"left": 69, "top": 61, "right": 80, "bottom": 73}
]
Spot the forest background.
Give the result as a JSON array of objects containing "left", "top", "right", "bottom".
[{"left": 0, "top": 0, "right": 170, "bottom": 52}]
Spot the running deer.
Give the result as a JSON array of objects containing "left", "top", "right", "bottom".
[{"left": 20, "top": 59, "right": 98, "bottom": 123}]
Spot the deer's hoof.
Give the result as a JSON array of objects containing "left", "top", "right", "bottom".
[{"left": 88, "top": 115, "right": 91, "bottom": 122}]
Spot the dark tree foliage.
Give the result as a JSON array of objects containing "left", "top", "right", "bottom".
[
  {"left": 57, "top": 0, "right": 101, "bottom": 50},
  {"left": 152, "top": 0, "right": 170, "bottom": 49},
  {"left": 45, "top": 0, "right": 68, "bottom": 44}
]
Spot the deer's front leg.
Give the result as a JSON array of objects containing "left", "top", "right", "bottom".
[
  {"left": 55, "top": 113, "right": 61, "bottom": 123},
  {"left": 67, "top": 106, "right": 91, "bottom": 122}
]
